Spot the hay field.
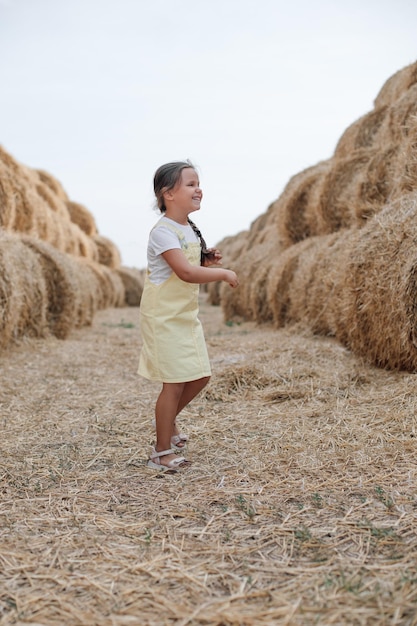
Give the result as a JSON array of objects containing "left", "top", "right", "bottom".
[{"left": 1, "top": 296, "right": 417, "bottom": 626}]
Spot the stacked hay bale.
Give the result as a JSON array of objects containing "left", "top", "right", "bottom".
[
  {"left": 216, "top": 60, "right": 417, "bottom": 370},
  {"left": 0, "top": 147, "right": 144, "bottom": 347}
]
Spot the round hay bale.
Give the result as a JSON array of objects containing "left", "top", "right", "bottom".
[
  {"left": 206, "top": 232, "right": 249, "bottom": 306},
  {"left": 328, "top": 199, "right": 417, "bottom": 370},
  {"left": 390, "top": 117, "right": 417, "bottom": 198},
  {"left": 352, "top": 144, "right": 400, "bottom": 221},
  {"left": 0, "top": 160, "right": 16, "bottom": 229},
  {"left": 36, "top": 169, "right": 69, "bottom": 202},
  {"left": 374, "top": 61, "right": 417, "bottom": 109},
  {"left": 0, "top": 232, "right": 49, "bottom": 347},
  {"left": 377, "top": 83, "right": 417, "bottom": 146},
  {"left": 66, "top": 200, "right": 98, "bottom": 237},
  {"left": 116, "top": 266, "right": 144, "bottom": 306},
  {"left": 316, "top": 149, "right": 373, "bottom": 233},
  {"left": 71, "top": 258, "right": 101, "bottom": 327},
  {"left": 264, "top": 237, "right": 319, "bottom": 328},
  {"left": 81, "top": 260, "right": 125, "bottom": 309},
  {"left": 20, "top": 237, "right": 81, "bottom": 339},
  {"left": 276, "top": 160, "right": 331, "bottom": 248},
  {"left": 334, "top": 107, "right": 388, "bottom": 158},
  {"left": 93, "top": 234, "right": 122, "bottom": 269},
  {"left": 265, "top": 193, "right": 417, "bottom": 370},
  {"left": 65, "top": 222, "right": 99, "bottom": 261},
  {"left": 34, "top": 181, "right": 71, "bottom": 220}
]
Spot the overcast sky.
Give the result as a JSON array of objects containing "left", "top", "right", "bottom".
[{"left": 1, "top": 0, "right": 416, "bottom": 268}]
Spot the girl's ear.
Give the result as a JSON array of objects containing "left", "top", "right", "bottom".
[{"left": 163, "top": 187, "right": 174, "bottom": 202}]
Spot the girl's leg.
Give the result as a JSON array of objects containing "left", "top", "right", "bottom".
[
  {"left": 176, "top": 376, "right": 210, "bottom": 416},
  {"left": 173, "top": 376, "right": 210, "bottom": 441},
  {"left": 154, "top": 382, "right": 185, "bottom": 466}
]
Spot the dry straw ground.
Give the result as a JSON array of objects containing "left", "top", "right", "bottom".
[{"left": 1, "top": 296, "right": 417, "bottom": 626}]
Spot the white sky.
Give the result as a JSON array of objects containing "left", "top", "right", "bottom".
[{"left": 0, "top": 0, "right": 416, "bottom": 268}]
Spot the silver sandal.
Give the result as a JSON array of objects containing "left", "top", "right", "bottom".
[
  {"left": 171, "top": 433, "right": 189, "bottom": 451},
  {"left": 147, "top": 448, "right": 190, "bottom": 472}
]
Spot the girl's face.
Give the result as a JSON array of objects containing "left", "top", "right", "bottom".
[{"left": 168, "top": 168, "right": 202, "bottom": 214}]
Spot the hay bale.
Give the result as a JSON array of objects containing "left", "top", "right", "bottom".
[
  {"left": 377, "top": 83, "right": 417, "bottom": 146},
  {"left": 276, "top": 160, "right": 332, "bottom": 248},
  {"left": 81, "top": 260, "right": 125, "bottom": 309},
  {"left": 206, "top": 232, "right": 249, "bottom": 306},
  {"left": 316, "top": 149, "right": 373, "bottom": 233},
  {"left": 0, "top": 232, "right": 49, "bottom": 347},
  {"left": 334, "top": 107, "right": 388, "bottom": 158},
  {"left": 265, "top": 194, "right": 417, "bottom": 370},
  {"left": 20, "top": 237, "right": 82, "bottom": 339},
  {"left": 374, "top": 61, "right": 417, "bottom": 109},
  {"left": 335, "top": 194, "right": 417, "bottom": 370},
  {"left": 352, "top": 144, "right": 400, "bottom": 221},
  {"left": 390, "top": 114, "right": 417, "bottom": 198},
  {"left": 263, "top": 236, "right": 321, "bottom": 328},
  {"left": 116, "top": 266, "right": 145, "bottom": 306},
  {"left": 66, "top": 200, "right": 98, "bottom": 237},
  {"left": 71, "top": 258, "right": 102, "bottom": 327},
  {"left": 219, "top": 225, "right": 283, "bottom": 323},
  {"left": 36, "top": 169, "right": 69, "bottom": 202},
  {"left": 93, "top": 234, "right": 122, "bottom": 269},
  {"left": 0, "top": 160, "right": 16, "bottom": 230}
]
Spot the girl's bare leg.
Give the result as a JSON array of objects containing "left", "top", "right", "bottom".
[
  {"left": 154, "top": 377, "right": 210, "bottom": 465},
  {"left": 173, "top": 376, "right": 210, "bottom": 441},
  {"left": 154, "top": 382, "right": 184, "bottom": 465}
]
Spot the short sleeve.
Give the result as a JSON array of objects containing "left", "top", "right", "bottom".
[{"left": 149, "top": 226, "right": 182, "bottom": 255}]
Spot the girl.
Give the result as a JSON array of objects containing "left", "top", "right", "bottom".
[{"left": 139, "top": 161, "right": 239, "bottom": 472}]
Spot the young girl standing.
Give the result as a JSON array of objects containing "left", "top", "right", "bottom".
[{"left": 139, "top": 161, "right": 239, "bottom": 471}]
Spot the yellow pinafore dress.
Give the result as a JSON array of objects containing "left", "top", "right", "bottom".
[{"left": 138, "top": 220, "right": 212, "bottom": 383}]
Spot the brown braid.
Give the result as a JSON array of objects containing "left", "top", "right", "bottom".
[{"left": 187, "top": 218, "right": 210, "bottom": 265}]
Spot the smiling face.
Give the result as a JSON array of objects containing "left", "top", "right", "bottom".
[{"left": 165, "top": 167, "right": 203, "bottom": 217}]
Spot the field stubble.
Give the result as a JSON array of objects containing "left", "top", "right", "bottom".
[{"left": 1, "top": 295, "right": 417, "bottom": 625}]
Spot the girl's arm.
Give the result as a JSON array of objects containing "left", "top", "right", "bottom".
[{"left": 162, "top": 248, "right": 238, "bottom": 288}]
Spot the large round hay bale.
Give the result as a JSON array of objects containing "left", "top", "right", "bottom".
[
  {"left": 374, "top": 62, "right": 417, "bottom": 109},
  {"left": 71, "top": 258, "right": 101, "bottom": 327},
  {"left": 352, "top": 144, "right": 400, "bottom": 221},
  {"left": 276, "top": 160, "right": 331, "bottom": 248},
  {"left": 36, "top": 169, "right": 69, "bottom": 202},
  {"left": 65, "top": 222, "right": 99, "bottom": 261},
  {"left": 66, "top": 201, "right": 98, "bottom": 237},
  {"left": 20, "top": 237, "right": 81, "bottom": 339},
  {"left": 390, "top": 116, "right": 417, "bottom": 199},
  {"left": 206, "top": 232, "right": 249, "bottom": 306},
  {"left": 263, "top": 236, "right": 320, "bottom": 328},
  {"left": 81, "top": 260, "right": 125, "bottom": 309},
  {"left": 116, "top": 267, "right": 145, "bottom": 306},
  {"left": 333, "top": 194, "right": 417, "bottom": 370},
  {"left": 0, "top": 232, "right": 49, "bottom": 347},
  {"left": 334, "top": 107, "right": 388, "bottom": 159},
  {"left": 0, "top": 160, "right": 16, "bottom": 230},
  {"left": 93, "top": 234, "right": 122, "bottom": 269},
  {"left": 264, "top": 193, "right": 417, "bottom": 370},
  {"left": 34, "top": 180, "right": 71, "bottom": 220},
  {"left": 377, "top": 83, "right": 417, "bottom": 146},
  {"left": 316, "top": 149, "right": 373, "bottom": 233}
]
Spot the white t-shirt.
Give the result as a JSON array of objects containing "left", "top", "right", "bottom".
[{"left": 147, "top": 216, "right": 199, "bottom": 284}]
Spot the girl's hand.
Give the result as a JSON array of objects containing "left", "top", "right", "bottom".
[
  {"left": 224, "top": 270, "right": 239, "bottom": 288},
  {"left": 202, "top": 248, "right": 222, "bottom": 266}
]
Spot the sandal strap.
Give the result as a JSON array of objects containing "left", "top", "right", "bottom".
[
  {"left": 150, "top": 448, "right": 174, "bottom": 459},
  {"left": 171, "top": 434, "right": 188, "bottom": 445}
]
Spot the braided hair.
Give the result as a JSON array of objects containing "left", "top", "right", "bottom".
[{"left": 187, "top": 218, "right": 210, "bottom": 265}]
